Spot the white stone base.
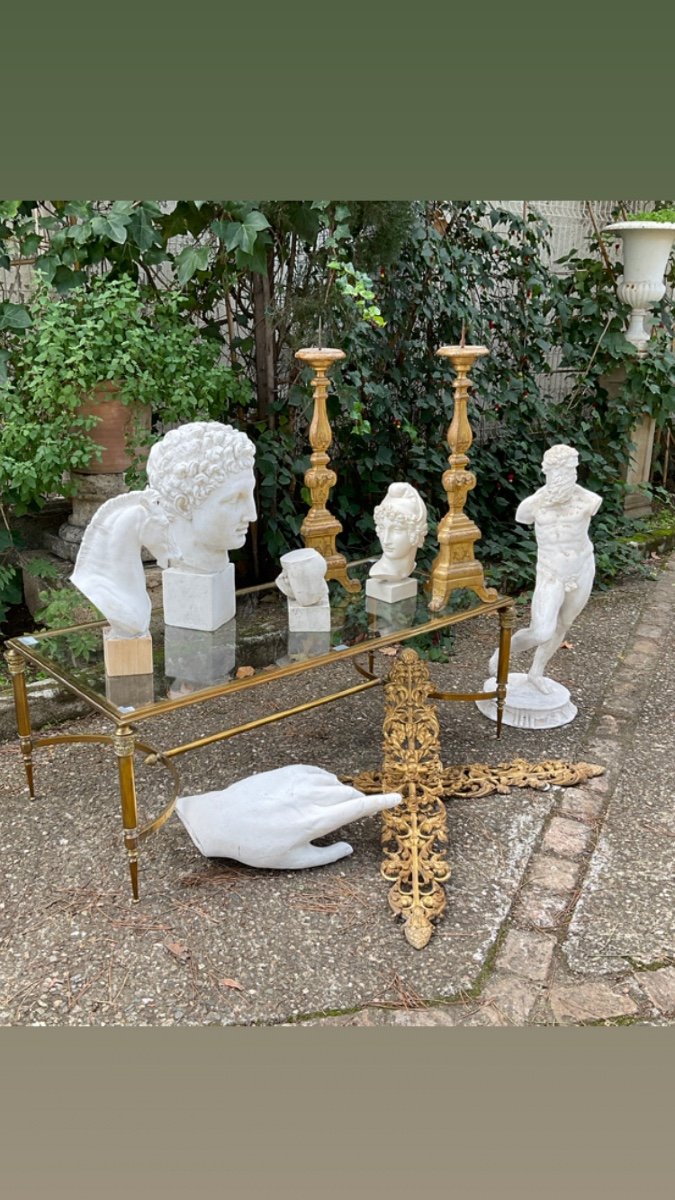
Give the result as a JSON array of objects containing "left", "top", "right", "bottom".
[
  {"left": 287, "top": 597, "right": 331, "bottom": 631},
  {"left": 365, "top": 576, "right": 418, "bottom": 603},
  {"left": 103, "top": 628, "right": 153, "bottom": 677},
  {"left": 476, "top": 673, "right": 578, "bottom": 730},
  {"left": 162, "top": 564, "right": 235, "bottom": 631},
  {"left": 165, "top": 620, "right": 237, "bottom": 685},
  {"left": 365, "top": 593, "right": 417, "bottom": 634},
  {"left": 287, "top": 629, "right": 332, "bottom": 659}
]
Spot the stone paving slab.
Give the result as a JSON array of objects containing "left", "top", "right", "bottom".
[
  {"left": 563, "top": 562, "right": 675, "bottom": 978},
  {"left": 633, "top": 967, "right": 675, "bottom": 1016}
]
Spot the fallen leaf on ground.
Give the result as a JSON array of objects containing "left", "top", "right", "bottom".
[
  {"left": 236, "top": 666, "right": 255, "bottom": 678},
  {"left": 561, "top": 641, "right": 574, "bottom": 650},
  {"left": 220, "top": 977, "right": 243, "bottom": 991},
  {"left": 164, "top": 940, "right": 190, "bottom": 962},
  {"left": 378, "top": 644, "right": 400, "bottom": 656}
]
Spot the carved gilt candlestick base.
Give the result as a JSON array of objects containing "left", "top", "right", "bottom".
[
  {"left": 428, "top": 345, "right": 498, "bottom": 612},
  {"left": 295, "top": 347, "right": 360, "bottom": 594}
]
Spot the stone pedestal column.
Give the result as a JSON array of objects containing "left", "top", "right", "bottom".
[{"left": 599, "top": 368, "right": 654, "bottom": 519}]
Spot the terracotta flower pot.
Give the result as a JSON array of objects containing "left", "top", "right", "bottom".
[{"left": 75, "top": 381, "right": 152, "bottom": 474}]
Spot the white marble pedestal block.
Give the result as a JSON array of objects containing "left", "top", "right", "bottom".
[
  {"left": 476, "top": 672, "right": 578, "bottom": 730},
  {"left": 365, "top": 576, "right": 418, "bottom": 603},
  {"left": 162, "top": 564, "right": 235, "bottom": 631},
  {"left": 287, "top": 597, "right": 331, "bottom": 631},
  {"left": 287, "top": 629, "right": 332, "bottom": 659},
  {"left": 365, "top": 593, "right": 417, "bottom": 634},
  {"left": 164, "top": 621, "right": 237, "bottom": 686},
  {"left": 103, "top": 628, "right": 153, "bottom": 677}
]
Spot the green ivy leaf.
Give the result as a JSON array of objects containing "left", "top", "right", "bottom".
[
  {"left": 35, "top": 253, "right": 58, "bottom": 282},
  {"left": 211, "top": 219, "right": 231, "bottom": 241},
  {"left": 91, "top": 214, "right": 129, "bottom": 244},
  {"left": 53, "top": 265, "right": 86, "bottom": 292},
  {"left": 68, "top": 221, "right": 92, "bottom": 245},
  {"left": 110, "top": 200, "right": 135, "bottom": 217},
  {"left": 64, "top": 201, "right": 93, "bottom": 219},
  {"left": 240, "top": 240, "right": 269, "bottom": 275},
  {"left": 244, "top": 210, "right": 270, "bottom": 233},
  {"left": 174, "top": 244, "right": 211, "bottom": 285},
  {"left": 0, "top": 302, "right": 31, "bottom": 330},
  {"left": 104, "top": 213, "right": 130, "bottom": 243},
  {"left": 128, "top": 207, "right": 160, "bottom": 251}
]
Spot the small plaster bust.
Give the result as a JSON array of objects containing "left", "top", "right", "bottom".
[
  {"left": 275, "top": 548, "right": 329, "bottom": 607},
  {"left": 146, "top": 421, "right": 257, "bottom": 574},
  {"left": 369, "top": 482, "right": 428, "bottom": 583}
]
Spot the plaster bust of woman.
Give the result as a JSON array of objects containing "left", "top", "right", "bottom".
[{"left": 369, "top": 482, "right": 428, "bottom": 582}]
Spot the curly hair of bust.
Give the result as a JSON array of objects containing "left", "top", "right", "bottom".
[
  {"left": 374, "top": 482, "right": 427, "bottom": 547},
  {"left": 146, "top": 422, "right": 255, "bottom": 518},
  {"left": 542, "top": 444, "right": 578, "bottom": 472}
]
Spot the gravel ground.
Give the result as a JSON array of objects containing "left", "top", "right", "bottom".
[{"left": 0, "top": 569, "right": 663, "bottom": 1026}]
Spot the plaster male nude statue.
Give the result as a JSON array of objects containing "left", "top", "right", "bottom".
[{"left": 488, "top": 443, "right": 602, "bottom": 692}]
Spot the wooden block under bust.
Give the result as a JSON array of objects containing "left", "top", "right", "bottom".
[{"left": 103, "top": 628, "right": 153, "bottom": 677}]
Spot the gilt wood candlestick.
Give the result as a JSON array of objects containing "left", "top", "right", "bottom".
[
  {"left": 428, "top": 344, "right": 497, "bottom": 611},
  {"left": 295, "top": 347, "right": 360, "bottom": 594}
]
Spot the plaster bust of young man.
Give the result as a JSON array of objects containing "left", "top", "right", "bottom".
[
  {"left": 71, "top": 421, "right": 257, "bottom": 639},
  {"left": 146, "top": 421, "right": 257, "bottom": 574},
  {"left": 488, "top": 443, "right": 602, "bottom": 692},
  {"left": 369, "top": 482, "right": 428, "bottom": 582}
]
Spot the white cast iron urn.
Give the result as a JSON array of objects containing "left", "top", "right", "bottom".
[{"left": 605, "top": 220, "right": 675, "bottom": 353}]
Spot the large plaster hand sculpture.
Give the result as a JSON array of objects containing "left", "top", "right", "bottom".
[
  {"left": 366, "top": 482, "right": 427, "bottom": 603},
  {"left": 175, "top": 764, "right": 402, "bottom": 869},
  {"left": 71, "top": 421, "right": 257, "bottom": 639},
  {"left": 479, "top": 444, "right": 602, "bottom": 729}
]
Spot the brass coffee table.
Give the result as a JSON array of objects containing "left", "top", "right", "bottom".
[{"left": 5, "top": 565, "right": 513, "bottom": 948}]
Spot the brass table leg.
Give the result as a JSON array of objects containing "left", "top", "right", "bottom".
[
  {"left": 380, "top": 648, "right": 450, "bottom": 949},
  {"left": 496, "top": 606, "right": 515, "bottom": 737},
  {"left": 113, "top": 725, "right": 140, "bottom": 902},
  {"left": 5, "top": 648, "right": 35, "bottom": 797}
]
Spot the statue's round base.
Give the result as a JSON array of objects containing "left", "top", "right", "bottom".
[{"left": 476, "top": 673, "right": 577, "bottom": 730}]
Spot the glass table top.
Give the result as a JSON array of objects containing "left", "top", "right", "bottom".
[{"left": 9, "top": 561, "right": 509, "bottom": 722}]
